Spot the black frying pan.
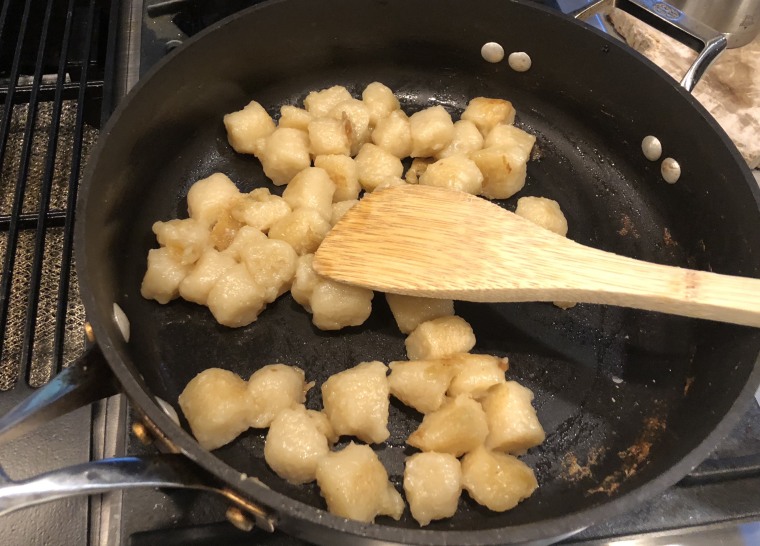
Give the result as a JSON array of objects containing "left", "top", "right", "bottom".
[{"left": 3, "top": 0, "right": 760, "bottom": 544}]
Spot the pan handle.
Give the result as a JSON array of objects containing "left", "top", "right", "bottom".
[
  {"left": 570, "top": 0, "right": 728, "bottom": 92},
  {"left": 0, "top": 344, "right": 120, "bottom": 445},
  {"left": 0, "top": 454, "right": 276, "bottom": 532}
]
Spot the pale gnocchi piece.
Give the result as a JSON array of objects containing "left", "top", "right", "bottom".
[
  {"left": 330, "top": 199, "right": 358, "bottom": 227},
  {"left": 405, "top": 315, "right": 476, "bottom": 360},
  {"left": 481, "top": 381, "right": 545, "bottom": 454},
  {"left": 461, "top": 97, "right": 516, "bottom": 137},
  {"left": 321, "top": 361, "right": 390, "bottom": 443},
  {"left": 209, "top": 210, "right": 243, "bottom": 252},
  {"left": 178, "top": 368, "right": 250, "bottom": 451},
  {"left": 239, "top": 237, "right": 298, "bottom": 303},
  {"left": 222, "top": 225, "right": 268, "bottom": 262},
  {"left": 447, "top": 353, "right": 509, "bottom": 399},
  {"left": 315, "top": 442, "right": 404, "bottom": 523},
  {"left": 354, "top": 143, "right": 404, "bottom": 192},
  {"left": 388, "top": 358, "right": 457, "bottom": 414},
  {"left": 141, "top": 247, "right": 191, "bottom": 304},
  {"left": 434, "top": 119, "right": 484, "bottom": 160},
  {"left": 278, "top": 105, "right": 312, "bottom": 132},
  {"left": 206, "top": 263, "right": 267, "bottom": 327},
  {"left": 484, "top": 124, "right": 536, "bottom": 163},
  {"left": 290, "top": 253, "right": 320, "bottom": 312},
  {"left": 362, "top": 82, "right": 400, "bottom": 127},
  {"left": 404, "top": 452, "right": 462, "bottom": 526},
  {"left": 259, "top": 127, "right": 311, "bottom": 186},
  {"left": 152, "top": 218, "right": 210, "bottom": 266},
  {"left": 515, "top": 196, "right": 568, "bottom": 237},
  {"left": 268, "top": 207, "right": 332, "bottom": 255},
  {"left": 230, "top": 188, "right": 292, "bottom": 233},
  {"left": 461, "top": 445, "right": 538, "bottom": 511},
  {"left": 264, "top": 405, "right": 332, "bottom": 484},
  {"left": 418, "top": 154, "right": 484, "bottom": 195},
  {"left": 307, "top": 117, "right": 351, "bottom": 157},
  {"left": 282, "top": 167, "right": 336, "bottom": 220},
  {"left": 385, "top": 293, "right": 454, "bottom": 334},
  {"left": 303, "top": 85, "right": 353, "bottom": 118},
  {"left": 409, "top": 105, "right": 455, "bottom": 157},
  {"left": 187, "top": 172, "right": 242, "bottom": 228},
  {"left": 470, "top": 146, "right": 528, "bottom": 199},
  {"left": 405, "top": 157, "right": 434, "bottom": 185},
  {"left": 246, "top": 364, "right": 311, "bottom": 428},
  {"left": 371, "top": 109, "right": 412, "bottom": 158},
  {"left": 330, "top": 98, "right": 371, "bottom": 155},
  {"left": 178, "top": 248, "right": 237, "bottom": 306},
  {"left": 306, "top": 409, "right": 339, "bottom": 445},
  {"left": 407, "top": 394, "right": 489, "bottom": 456},
  {"left": 311, "top": 279, "right": 374, "bottom": 330},
  {"left": 314, "top": 154, "right": 361, "bottom": 202},
  {"left": 224, "top": 100, "right": 276, "bottom": 156}
]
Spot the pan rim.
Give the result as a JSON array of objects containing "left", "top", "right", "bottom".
[{"left": 75, "top": 0, "right": 760, "bottom": 543}]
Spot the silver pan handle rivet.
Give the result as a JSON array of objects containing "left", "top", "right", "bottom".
[
  {"left": 661, "top": 157, "right": 682, "bottom": 184},
  {"left": 226, "top": 506, "right": 255, "bottom": 532},
  {"left": 131, "top": 422, "right": 153, "bottom": 445},
  {"left": 84, "top": 322, "right": 95, "bottom": 343},
  {"left": 641, "top": 135, "right": 662, "bottom": 161},
  {"left": 481, "top": 42, "right": 504, "bottom": 63}
]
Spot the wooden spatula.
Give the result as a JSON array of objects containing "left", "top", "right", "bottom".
[{"left": 313, "top": 185, "right": 760, "bottom": 327}]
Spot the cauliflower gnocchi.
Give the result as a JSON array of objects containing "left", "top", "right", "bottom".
[
  {"left": 329, "top": 98, "right": 371, "bottom": 155},
  {"left": 268, "top": 207, "right": 331, "bottom": 255},
  {"left": 278, "top": 105, "right": 312, "bottom": 131},
  {"left": 321, "top": 361, "right": 390, "bottom": 443},
  {"left": 303, "top": 85, "right": 353, "bottom": 118},
  {"left": 259, "top": 127, "right": 311, "bottom": 186},
  {"left": 447, "top": 353, "right": 509, "bottom": 399},
  {"left": 230, "top": 188, "right": 291, "bottom": 233},
  {"left": 307, "top": 117, "right": 351, "bottom": 156},
  {"left": 354, "top": 142, "right": 404, "bottom": 192},
  {"left": 315, "top": 442, "right": 404, "bottom": 523},
  {"left": 187, "top": 172, "right": 242, "bottom": 228},
  {"left": 388, "top": 358, "right": 456, "bottom": 414},
  {"left": 404, "top": 452, "right": 462, "bottom": 526},
  {"left": 206, "top": 263, "right": 267, "bottom": 327},
  {"left": 223, "top": 100, "right": 275, "bottom": 156},
  {"left": 310, "top": 279, "right": 373, "bottom": 330},
  {"left": 282, "top": 167, "right": 336, "bottom": 219},
  {"left": 481, "top": 381, "right": 545, "bottom": 454},
  {"left": 461, "top": 445, "right": 538, "bottom": 511},
  {"left": 409, "top": 105, "right": 455, "bottom": 157},
  {"left": 362, "top": 82, "right": 400, "bottom": 127},
  {"left": 418, "top": 154, "right": 484, "bottom": 195},
  {"left": 470, "top": 146, "right": 528, "bottom": 199},
  {"left": 178, "top": 248, "right": 237, "bottom": 305},
  {"left": 461, "top": 97, "right": 516, "bottom": 136},
  {"left": 385, "top": 293, "right": 454, "bottom": 334},
  {"left": 246, "top": 364, "right": 311, "bottom": 428},
  {"left": 435, "top": 119, "right": 484, "bottom": 159},
  {"left": 405, "top": 315, "right": 476, "bottom": 360},
  {"left": 313, "top": 154, "right": 360, "bottom": 201},
  {"left": 140, "top": 247, "right": 191, "bottom": 304},
  {"left": 515, "top": 196, "right": 568, "bottom": 237},
  {"left": 407, "top": 394, "right": 489, "bottom": 456},
  {"left": 371, "top": 109, "right": 413, "bottom": 158}
]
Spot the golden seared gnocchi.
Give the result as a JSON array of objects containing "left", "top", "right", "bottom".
[
  {"left": 388, "top": 358, "right": 456, "bottom": 414},
  {"left": 307, "top": 117, "right": 351, "bottom": 157},
  {"left": 419, "top": 154, "right": 484, "bottom": 195},
  {"left": 407, "top": 394, "right": 489, "bottom": 456},
  {"left": 209, "top": 210, "right": 242, "bottom": 252},
  {"left": 470, "top": 146, "right": 528, "bottom": 199},
  {"left": 404, "top": 452, "right": 462, "bottom": 526},
  {"left": 314, "top": 154, "right": 360, "bottom": 201},
  {"left": 246, "top": 364, "right": 311, "bottom": 428},
  {"left": 409, "top": 105, "right": 455, "bottom": 157},
  {"left": 230, "top": 188, "right": 291, "bottom": 233},
  {"left": 362, "top": 81, "right": 400, "bottom": 127},
  {"left": 515, "top": 196, "right": 568, "bottom": 237},
  {"left": 385, "top": 293, "right": 454, "bottom": 334},
  {"left": 223, "top": 100, "right": 276, "bottom": 156},
  {"left": 315, "top": 442, "right": 404, "bottom": 523},
  {"left": 461, "top": 445, "right": 538, "bottom": 511},
  {"left": 178, "top": 248, "right": 237, "bottom": 305},
  {"left": 268, "top": 207, "right": 332, "bottom": 255},
  {"left": 187, "top": 172, "right": 242, "bottom": 228},
  {"left": 321, "top": 361, "right": 390, "bottom": 443},
  {"left": 484, "top": 123, "right": 536, "bottom": 162},
  {"left": 435, "top": 119, "right": 484, "bottom": 159},
  {"left": 482, "top": 381, "right": 545, "bottom": 454},
  {"left": 405, "top": 315, "right": 476, "bottom": 360},
  {"left": 141, "top": 247, "right": 191, "bottom": 304},
  {"left": 329, "top": 98, "right": 371, "bottom": 155},
  {"left": 461, "top": 97, "right": 516, "bottom": 137},
  {"left": 354, "top": 142, "right": 404, "bottom": 192},
  {"left": 371, "top": 109, "right": 413, "bottom": 158},
  {"left": 178, "top": 368, "right": 251, "bottom": 451},
  {"left": 282, "top": 167, "right": 336, "bottom": 220},
  {"left": 447, "top": 353, "right": 509, "bottom": 399},
  {"left": 259, "top": 127, "right": 311, "bottom": 186},
  {"left": 264, "top": 405, "right": 334, "bottom": 484},
  {"left": 303, "top": 85, "right": 353, "bottom": 118}
]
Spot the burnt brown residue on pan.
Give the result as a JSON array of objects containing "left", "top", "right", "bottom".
[
  {"left": 663, "top": 227, "right": 676, "bottom": 247},
  {"left": 683, "top": 376, "right": 695, "bottom": 396},
  {"left": 562, "top": 446, "right": 606, "bottom": 482},
  {"left": 617, "top": 213, "right": 639, "bottom": 238},
  {"left": 587, "top": 402, "right": 667, "bottom": 495}
]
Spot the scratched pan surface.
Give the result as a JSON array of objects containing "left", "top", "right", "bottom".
[{"left": 76, "top": 0, "right": 760, "bottom": 543}]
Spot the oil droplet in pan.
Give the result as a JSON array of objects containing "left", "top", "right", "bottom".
[
  {"left": 661, "top": 157, "right": 681, "bottom": 184},
  {"left": 508, "top": 51, "right": 532, "bottom": 72},
  {"left": 641, "top": 135, "right": 662, "bottom": 161},
  {"left": 481, "top": 42, "right": 504, "bottom": 63}
]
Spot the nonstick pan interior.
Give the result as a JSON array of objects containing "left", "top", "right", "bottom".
[{"left": 78, "top": 0, "right": 760, "bottom": 537}]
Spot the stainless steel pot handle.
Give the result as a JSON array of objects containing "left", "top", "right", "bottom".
[
  {"left": 0, "top": 454, "right": 275, "bottom": 532},
  {"left": 569, "top": 0, "right": 729, "bottom": 92}
]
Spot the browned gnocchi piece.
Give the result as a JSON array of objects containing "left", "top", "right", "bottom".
[
  {"left": 481, "top": 381, "right": 545, "bottom": 454},
  {"left": 461, "top": 445, "right": 538, "bottom": 511},
  {"left": 461, "top": 97, "right": 516, "bottom": 137},
  {"left": 314, "top": 154, "right": 361, "bottom": 202}
]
